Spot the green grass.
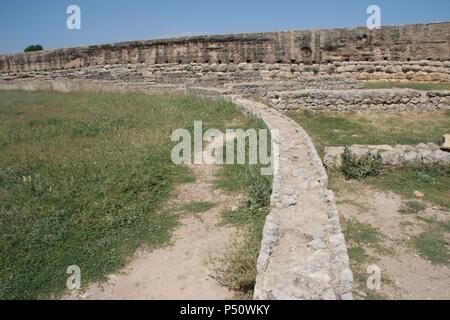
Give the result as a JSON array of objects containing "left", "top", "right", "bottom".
[
  {"left": 182, "top": 201, "right": 215, "bottom": 215},
  {"left": 412, "top": 230, "right": 449, "bottom": 265},
  {"left": 363, "top": 81, "right": 450, "bottom": 91},
  {"left": 365, "top": 165, "right": 450, "bottom": 211},
  {"left": 399, "top": 201, "right": 427, "bottom": 214},
  {"left": 288, "top": 111, "right": 450, "bottom": 156},
  {"left": 342, "top": 218, "right": 383, "bottom": 247},
  {"left": 341, "top": 218, "right": 388, "bottom": 300},
  {"left": 289, "top": 111, "right": 450, "bottom": 210},
  {"left": 410, "top": 216, "right": 450, "bottom": 265},
  {"left": 0, "top": 89, "right": 251, "bottom": 299},
  {"left": 347, "top": 247, "right": 371, "bottom": 264},
  {"left": 212, "top": 120, "right": 272, "bottom": 299}
]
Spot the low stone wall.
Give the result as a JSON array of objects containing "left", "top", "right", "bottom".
[
  {"left": 268, "top": 89, "right": 450, "bottom": 112},
  {"left": 231, "top": 97, "right": 352, "bottom": 300},
  {"left": 227, "top": 77, "right": 362, "bottom": 97},
  {"left": 0, "top": 79, "right": 353, "bottom": 300},
  {"left": 324, "top": 143, "right": 450, "bottom": 168}
]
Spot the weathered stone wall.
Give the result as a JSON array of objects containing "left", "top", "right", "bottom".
[
  {"left": 1, "top": 22, "right": 449, "bottom": 81},
  {"left": 232, "top": 97, "right": 352, "bottom": 300},
  {"left": 1, "top": 60, "right": 449, "bottom": 85},
  {"left": 268, "top": 89, "right": 450, "bottom": 112},
  {"left": 324, "top": 143, "right": 450, "bottom": 168}
]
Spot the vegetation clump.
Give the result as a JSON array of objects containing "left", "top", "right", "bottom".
[
  {"left": 24, "top": 45, "right": 43, "bottom": 52},
  {"left": 341, "top": 146, "right": 382, "bottom": 180}
]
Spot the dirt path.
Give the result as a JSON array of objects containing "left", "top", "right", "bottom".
[{"left": 64, "top": 137, "right": 240, "bottom": 300}]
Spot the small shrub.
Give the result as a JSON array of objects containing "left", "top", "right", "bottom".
[
  {"left": 341, "top": 146, "right": 382, "bottom": 180},
  {"left": 24, "top": 45, "right": 43, "bottom": 53}
]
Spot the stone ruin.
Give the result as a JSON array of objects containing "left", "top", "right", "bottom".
[{"left": 0, "top": 22, "right": 449, "bottom": 300}]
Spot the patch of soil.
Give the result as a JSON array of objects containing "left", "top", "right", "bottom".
[{"left": 336, "top": 181, "right": 450, "bottom": 300}]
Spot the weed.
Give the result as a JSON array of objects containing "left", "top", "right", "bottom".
[{"left": 341, "top": 146, "right": 382, "bottom": 180}]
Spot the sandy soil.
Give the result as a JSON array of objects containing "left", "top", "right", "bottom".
[
  {"left": 336, "top": 182, "right": 450, "bottom": 300},
  {"left": 63, "top": 136, "right": 240, "bottom": 300}
]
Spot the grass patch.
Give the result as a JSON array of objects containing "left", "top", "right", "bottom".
[
  {"left": 362, "top": 81, "right": 450, "bottom": 91},
  {"left": 342, "top": 218, "right": 383, "bottom": 247},
  {"left": 212, "top": 120, "right": 272, "bottom": 299},
  {"left": 0, "top": 89, "right": 251, "bottom": 299},
  {"left": 290, "top": 110, "right": 449, "bottom": 211},
  {"left": 399, "top": 201, "right": 427, "bottom": 214},
  {"left": 288, "top": 111, "right": 450, "bottom": 156},
  {"left": 348, "top": 247, "right": 371, "bottom": 264},
  {"left": 213, "top": 166, "right": 271, "bottom": 299},
  {"left": 182, "top": 201, "right": 215, "bottom": 215},
  {"left": 365, "top": 165, "right": 450, "bottom": 211},
  {"left": 341, "top": 218, "right": 389, "bottom": 299},
  {"left": 410, "top": 216, "right": 450, "bottom": 265},
  {"left": 412, "top": 230, "right": 449, "bottom": 265}
]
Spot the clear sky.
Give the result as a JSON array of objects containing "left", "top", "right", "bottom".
[{"left": 0, "top": 0, "right": 449, "bottom": 54}]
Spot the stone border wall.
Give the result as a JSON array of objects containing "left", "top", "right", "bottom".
[
  {"left": 268, "top": 89, "right": 450, "bottom": 112},
  {"left": 231, "top": 98, "right": 353, "bottom": 300},
  {"left": 0, "top": 79, "right": 353, "bottom": 300},
  {"left": 324, "top": 143, "right": 450, "bottom": 168}
]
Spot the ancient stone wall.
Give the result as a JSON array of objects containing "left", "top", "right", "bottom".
[
  {"left": 1, "top": 22, "right": 449, "bottom": 77},
  {"left": 268, "top": 89, "right": 450, "bottom": 112},
  {"left": 231, "top": 98, "right": 352, "bottom": 300},
  {"left": 324, "top": 143, "right": 450, "bottom": 168},
  {"left": 1, "top": 60, "right": 449, "bottom": 85}
]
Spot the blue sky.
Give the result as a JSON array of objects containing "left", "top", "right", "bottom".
[{"left": 0, "top": 0, "right": 449, "bottom": 54}]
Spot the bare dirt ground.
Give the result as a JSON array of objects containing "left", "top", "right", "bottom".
[
  {"left": 335, "top": 181, "right": 450, "bottom": 300},
  {"left": 63, "top": 138, "right": 240, "bottom": 300}
]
